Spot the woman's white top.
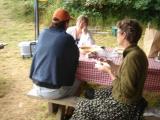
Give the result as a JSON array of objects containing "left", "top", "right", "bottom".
[{"left": 66, "top": 26, "right": 95, "bottom": 47}]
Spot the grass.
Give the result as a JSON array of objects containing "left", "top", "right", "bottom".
[
  {"left": 0, "top": 0, "right": 34, "bottom": 94},
  {"left": 0, "top": 0, "right": 160, "bottom": 119},
  {"left": 0, "top": 0, "right": 54, "bottom": 119},
  {"left": 94, "top": 33, "right": 117, "bottom": 47}
]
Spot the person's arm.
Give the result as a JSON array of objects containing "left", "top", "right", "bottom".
[
  {"left": 105, "top": 67, "right": 116, "bottom": 80},
  {"left": 79, "top": 31, "right": 95, "bottom": 47},
  {"left": 118, "top": 53, "right": 148, "bottom": 98}
]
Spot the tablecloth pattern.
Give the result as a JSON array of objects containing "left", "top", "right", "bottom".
[{"left": 76, "top": 49, "right": 160, "bottom": 92}]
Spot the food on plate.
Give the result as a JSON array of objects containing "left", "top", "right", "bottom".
[
  {"left": 101, "top": 62, "right": 111, "bottom": 67},
  {"left": 98, "top": 56, "right": 108, "bottom": 62},
  {"left": 79, "top": 46, "right": 93, "bottom": 54},
  {"left": 87, "top": 51, "right": 98, "bottom": 59},
  {"left": 79, "top": 46, "right": 91, "bottom": 49},
  {"left": 95, "top": 60, "right": 111, "bottom": 68},
  {"left": 79, "top": 45, "right": 108, "bottom": 56}
]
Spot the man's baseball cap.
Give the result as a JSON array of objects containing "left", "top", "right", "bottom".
[{"left": 52, "top": 8, "right": 73, "bottom": 22}]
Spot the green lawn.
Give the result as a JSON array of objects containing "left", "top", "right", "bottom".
[{"left": 0, "top": 0, "right": 159, "bottom": 120}]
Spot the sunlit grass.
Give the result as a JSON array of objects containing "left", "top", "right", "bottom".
[
  {"left": 0, "top": 1, "right": 159, "bottom": 120},
  {"left": 93, "top": 33, "right": 117, "bottom": 47}
]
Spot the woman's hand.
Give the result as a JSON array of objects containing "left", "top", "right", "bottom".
[
  {"left": 95, "top": 61, "right": 111, "bottom": 72},
  {"left": 82, "top": 25, "right": 87, "bottom": 34},
  {"left": 95, "top": 60, "right": 116, "bottom": 80}
]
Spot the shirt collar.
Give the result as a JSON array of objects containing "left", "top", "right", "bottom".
[
  {"left": 50, "top": 27, "right": 65, "bottom": 32},
  {"left": 123, "top": 44, "right": 137, "bottom": 58}
]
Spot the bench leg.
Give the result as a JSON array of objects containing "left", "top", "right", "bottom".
[
  {"left": 56, "top": 105, "right": 65, "bottom": 120},
  {"left": 48, "top": 102, "right": 59, "bottom": 114}
]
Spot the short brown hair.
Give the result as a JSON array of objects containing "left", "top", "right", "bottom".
[{"left": 117, "top": 19, "right": 142, "bottom": 44}]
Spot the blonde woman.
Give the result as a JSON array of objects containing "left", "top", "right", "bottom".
[{"left": 66, "top": 15, "right": 95, "bottom": 47}]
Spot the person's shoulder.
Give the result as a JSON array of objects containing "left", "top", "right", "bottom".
[
  {"left": 40, "top": 27, "right": 50, "bottom": 34},
  {"left": 133, "top": 46, "right": 145, "bottom": 55},
  {"left": 65, "top": 32, "right": 75, "bottom": 40},
  {"left": 65, "top": 32, "right": 76, "bottom": 44},
  {"left": 128, "top": 46, "right": 147, "bottom": 60},
  {"left": 43, "top": 27, "right": 49, "bottom": 30},
  {"left": 60, "top": 31, "right": 74, "bottom": 39}
]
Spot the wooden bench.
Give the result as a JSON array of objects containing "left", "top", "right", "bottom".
[{"left": 27, "top": 90, "right": 78, "bottom": 120}]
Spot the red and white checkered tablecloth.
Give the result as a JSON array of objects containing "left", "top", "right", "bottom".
[
  {"left": 76, "top": 49, "right": 160, "bottom": 92},
  {"left": 144, "top": 58, "right": 160, "bottom": 92}
]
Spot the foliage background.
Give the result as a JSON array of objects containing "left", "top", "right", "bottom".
[
  {"left": 0, "top": 0, "right": 160, "bottom": 120},
  {"left": 20, "top": 0, "right": 160, "bottom": 29}
]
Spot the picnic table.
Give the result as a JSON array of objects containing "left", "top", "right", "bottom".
[{"left": 76, "top": 48, "right": 160, "bottom": 92}]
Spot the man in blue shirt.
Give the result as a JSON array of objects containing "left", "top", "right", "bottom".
[{"left": 29, "top": 8, "right": 79, "bottom": 99}]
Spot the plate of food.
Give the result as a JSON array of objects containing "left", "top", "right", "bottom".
[
  {"left": 79, "top": 46, "right": 91, "bottom": 49},
  {"left": 95, "top": 60, "right": 111, "bottom": 68},
  {"left": 86, "top": 51, "right": 98, "bottom": 59},
  {"left": 79, "top": 46, "right": 94, "bottom": 54}
]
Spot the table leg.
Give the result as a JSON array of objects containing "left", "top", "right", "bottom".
[{"left": 48, "top": 102, "right": 59, "bottom": 114}]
